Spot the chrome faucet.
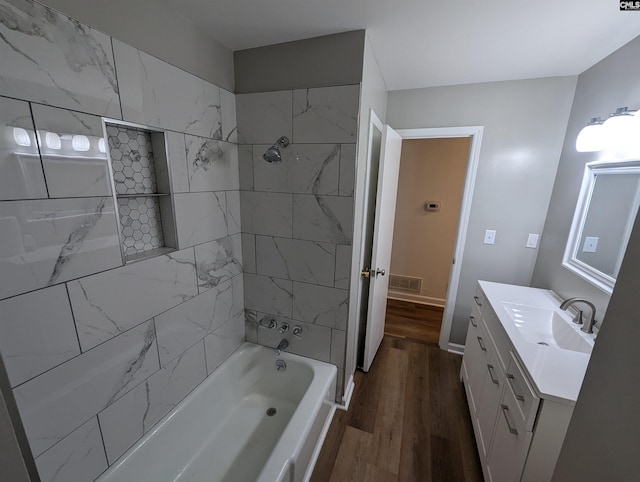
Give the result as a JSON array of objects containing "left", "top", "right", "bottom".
[
  {"left": 559, "top": 297, "right": 597, "bottom": 334},
  {"left": 275, "top": 339, "right": 289, "bottom": 355}
]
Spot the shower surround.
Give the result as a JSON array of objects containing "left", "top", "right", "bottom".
[
  {"left": 237, "top": 85, "right": 360, "bottom": 396},
  {"left": 0, "top": 1, "right": 242, "bottom": 480}
]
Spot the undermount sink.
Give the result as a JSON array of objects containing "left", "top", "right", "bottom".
[{"left": 501, "top": 302, "right": 594, "bottom": 354}]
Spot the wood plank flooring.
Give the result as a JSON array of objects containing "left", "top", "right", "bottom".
[
  {"left": 311, "top": 336, "right": 483, "bottom": 482},
  {"left": 385, "top": 299, "right": 444, "bottom": 345}
]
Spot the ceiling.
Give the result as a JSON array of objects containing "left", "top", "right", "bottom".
[{"left": 160, "top": 0, "right": 640, "bottom": 91}]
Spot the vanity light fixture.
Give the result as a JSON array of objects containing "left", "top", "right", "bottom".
[
  {"left": 45, "top": 131, "right": 62, "bottom": 150},
  {"left": 577, "top": 107, "right": 640, "bottom": 152},
  {"left": 576, "top": 117, "right": 605, "bottom": 152},
  {"left": 13, "top": 127, "right": 31, "bottom": 147},
  {"left": 71, "top": 134, "right": 91, "bottom": 152}
]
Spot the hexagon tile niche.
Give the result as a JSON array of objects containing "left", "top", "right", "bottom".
[
  {"left": 106, "top": 124, "right": 172, "bottom": 260},
  {"left": 117, "top": 196, "right": 165, "bottom": 257},
  {"left": 107, "top": 125, "right": 158, "bottom": 195}
]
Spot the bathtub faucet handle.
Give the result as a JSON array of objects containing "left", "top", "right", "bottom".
[
  {"left": 259, "top": 318, "right": 277, "bottom": 330},
  {"left": 292, "top": 325, "right": 303, "bottom": 338},
  {"left": 278, "top": 323, "right": 289, "bottom": 334}
]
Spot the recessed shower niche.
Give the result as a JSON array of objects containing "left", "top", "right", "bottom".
[{"left": 105, "top": 122, "right": 177, "bottom": 262}]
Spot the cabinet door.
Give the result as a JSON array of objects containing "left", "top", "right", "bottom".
[
  {"left": 486, "top": 383, "right": 533, "bottom": 482},
  {"left": 462, "top": 304, "right": 490, "bottom": 414},
  {"left": 476, "top": 346, "right": 505, "bottom": 459}
]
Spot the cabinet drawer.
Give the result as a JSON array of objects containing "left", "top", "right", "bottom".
[
  {"left": 473, "top": 286, "right": 487, "bottom": 312},
  {"left": 506, "top": 353, "right": 540, "bottom": 431},
  {"left": 483, "top": 308, "right": 511, "bottom": 373}
]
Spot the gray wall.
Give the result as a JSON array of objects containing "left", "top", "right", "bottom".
[
  {"left": 532, "top": 35, "right": 640, "bottom": 321},
  {"left": 37, "top": 0, "right": 235, "bottom": 91},
  {"left": 549, "top": 35, "right": 640, "bottom": 482},
  {"left": 234, "top": 31, "right": 365, "bottom": 93},
  {"left": 386, "top": 77, "right": 577, "bottom": 345}
]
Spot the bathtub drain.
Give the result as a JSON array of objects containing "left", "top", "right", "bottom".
[{"left": 266, "top": 407, "right": 277, "bottom": 417}]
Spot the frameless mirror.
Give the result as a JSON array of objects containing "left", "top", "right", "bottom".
[{"left": 563, "top": 160, "right": 640, "bottom": 294}]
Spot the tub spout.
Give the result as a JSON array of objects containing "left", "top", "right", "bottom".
[{"left": 275, "top": 339, "right": 289, "bottom": 355}]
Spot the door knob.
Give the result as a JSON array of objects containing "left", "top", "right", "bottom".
[{"left": 374, "top": 268, "right": 386, "bottom": 277}]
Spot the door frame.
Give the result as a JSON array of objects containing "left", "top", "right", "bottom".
[
  {"left": 346, "top": 123, "right": 483, "bottom": 390},
  {"left": 395, "top": 126, "right": 483, "bottom": 352},
  {"left": 343, "top": 109, "right": 384, "bottom": 406}
]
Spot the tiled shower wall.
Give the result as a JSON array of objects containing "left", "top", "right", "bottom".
[
  {"left": 237, "top": 86, "right": 360, "bottom": 396},
  {"left": 0, "top": 1, "right": 242, "bottom": 481}
]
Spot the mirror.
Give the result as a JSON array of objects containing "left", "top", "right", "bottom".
[{"left": 563, "top": 160, "right": 640, "bottom": 294}]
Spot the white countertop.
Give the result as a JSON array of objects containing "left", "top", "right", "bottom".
[{"left": 478, "top": 280, "right": 595, "bottom": 404}]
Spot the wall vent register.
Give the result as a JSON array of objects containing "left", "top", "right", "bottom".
[
  {"left": 389, "top": 274, "right": 422, "bottom": 293},
  {"left": 105, "top": 123, "right": 177, "bottom": 262}
]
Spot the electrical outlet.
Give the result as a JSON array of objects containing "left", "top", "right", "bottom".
[
  {"left": 526, "top": 233, "right": 539, "bottom": 249},
  {"left": 582, "top": 236, "right": 598, "bottom": 253},
  {"left": 484, "top": 229, "right": 496, "bottom": 245}
]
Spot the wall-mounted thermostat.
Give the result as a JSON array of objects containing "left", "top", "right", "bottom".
[{"left": 424, "top": 201, "right": 441, "bottom": 211}]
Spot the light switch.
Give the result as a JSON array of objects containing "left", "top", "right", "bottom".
[
  {"left": 526, "top": 233, "right": 539, "bottom": 249},
  {"left": 582, "top": 236, "right": 599, "bottom": 253},
  {"left": 484, "top": 229, "right": 496, "bottom": 245}
]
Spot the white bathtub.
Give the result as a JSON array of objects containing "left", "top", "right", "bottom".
[{"left": 97, "top": 342, "right": 337, "bottom": 482}]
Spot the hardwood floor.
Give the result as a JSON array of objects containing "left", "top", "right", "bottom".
[
  {"left": 311, "top": 336, "right": 483, "bottom": 482},
  {"left": 385, "top": 299, "right": 444, "bottom": 345}
]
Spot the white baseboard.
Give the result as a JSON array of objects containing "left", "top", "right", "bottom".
[
  {"left": 448, "top": 342, "right": 465, "bottom": 355},
  {"left": 337, "top": 375, "right": 355, "bottom": 411},
  {"left": 387, "top": 291, "right": 446, "bottom": 308}
]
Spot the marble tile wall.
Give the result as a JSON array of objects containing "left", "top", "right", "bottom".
[
  {"left": 237, "top": 85, "right": 360, "bottom": 398},
  {"left": 0, "top": 1, "right": 242, "bottom": 481}
]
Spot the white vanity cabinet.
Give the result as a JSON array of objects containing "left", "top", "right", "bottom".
[{"left": 461, "top": 283, "right": 578, "bottom": 482}]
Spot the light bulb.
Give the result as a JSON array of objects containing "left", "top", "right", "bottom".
[
  {"left": 13, "top": 127, "right": 31, "bottom": 147},
  {"left": 576, "top": 118, "right": 605, "bottom": 152},
  {"left": 602, "top": 107, "right": 639, "bottom": 150},
  {"left": 98, "top": 137, "right": 106, "bottom": 153},
  {"left": 45, "top": 131, "right": 62, "bottom": 150},
  {"left": 72, "top": 134, "right": 91, "bottom": 152}
]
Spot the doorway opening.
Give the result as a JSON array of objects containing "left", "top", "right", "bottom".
[
  {"left": 347, "top": 119, "right": 483, "bottom": 384},
  {"left": 385, "top": 137, "right": 471, "bottom": 345}
]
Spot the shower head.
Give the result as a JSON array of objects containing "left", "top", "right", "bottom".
[{"left": 263, "top": 136, "right": 290, "bottom": 164}]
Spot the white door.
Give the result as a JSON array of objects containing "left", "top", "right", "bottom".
[{"left": 361, "top": 124, "right": 403, "bottom": 372}]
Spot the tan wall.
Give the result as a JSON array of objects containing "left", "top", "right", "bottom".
[{"left": 390, "top": 137, "right": 470, "bottom": 302}]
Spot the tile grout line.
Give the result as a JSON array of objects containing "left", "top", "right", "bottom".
[
  {"left": 95, "top": 415, "right": 111, "bottom": 468},
  {"left": 27, "top": 101, "right": 51, "bottom": 199},
  {"left": 64, "top": 283, "right": 84, "bottom": 354},
  {"left": 110, "top": 37, "right": 124, "bottom": 121}
]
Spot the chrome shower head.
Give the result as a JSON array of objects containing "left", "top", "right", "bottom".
[{"left": 263, "top": 136, "right": 290, "bottom": 163}]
